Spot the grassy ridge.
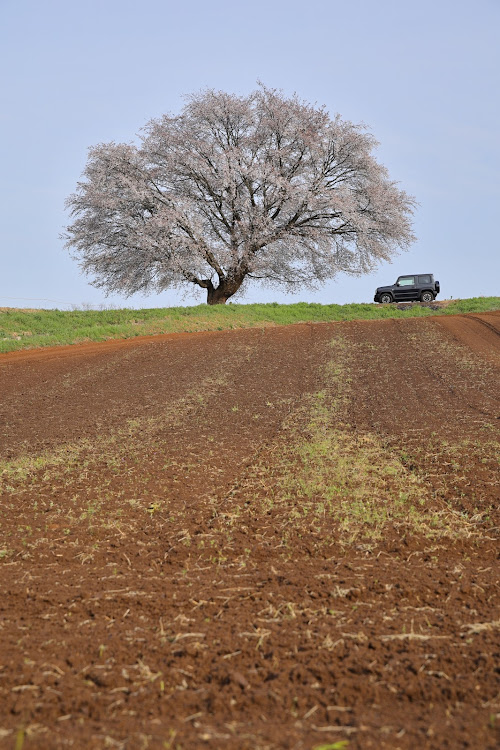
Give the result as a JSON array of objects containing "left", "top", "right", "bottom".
[{"left": 1, "top": 297, "right": 499, "bottom": 353}]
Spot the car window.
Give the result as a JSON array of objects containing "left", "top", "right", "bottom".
[
  {"left": 397, "top": 277, "right": 415, "bottom": 286},
  {"left": 418, "top": 275, "right": 431, "bottom": 284}
]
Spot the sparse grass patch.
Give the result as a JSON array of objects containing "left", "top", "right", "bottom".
[
  {"left": 400, "top": 436, "right": 500, "bottom": 526},
  {"left": 0, "top": 373, "right": 228, "bottom": 488},
  {"left": 223, "top": 333, "right": 480, "bottom": 543},
  {"left": 0, "top": 371, "right": 233, "bottom": 544},
  {"left": 245, "top": 405, "right": 454, "bottom": 543}
]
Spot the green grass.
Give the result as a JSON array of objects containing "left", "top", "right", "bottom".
[
  {"left": 1, "top": 297, "right": 499, "bottom": 353},
  {"left": 220, "top": 336, "right": 473, "bottom": 544}
]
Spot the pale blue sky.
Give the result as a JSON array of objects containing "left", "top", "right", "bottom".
[{"left": 1, "top": 0, "right": 499, "bottom": 308}]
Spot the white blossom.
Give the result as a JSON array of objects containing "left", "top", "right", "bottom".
[{"left": 64, "top": 85, "right": 416, "bottom": 304}]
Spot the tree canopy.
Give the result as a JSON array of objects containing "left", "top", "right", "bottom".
[{"left": 64, "top": 85, "right": 416, "bottom": 304}]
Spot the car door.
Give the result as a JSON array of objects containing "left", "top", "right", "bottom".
[{"left": 394, "top": 276, "right": 416, "bottom": 301}]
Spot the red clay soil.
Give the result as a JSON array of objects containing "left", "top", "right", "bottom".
[{"left": 0, "top": 312, "right": 499, "bottom": 749}]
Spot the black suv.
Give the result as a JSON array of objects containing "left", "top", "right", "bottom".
[{"left": 374, "top": 274, "right": 440, "bottom": 304}]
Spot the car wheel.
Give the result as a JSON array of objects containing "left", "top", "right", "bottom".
[
  {"left": 420, "top": 291, "right": 434, "bottom": 302},
  {"left": 380, "top": 293, "right": 393, "bottom": 304}
]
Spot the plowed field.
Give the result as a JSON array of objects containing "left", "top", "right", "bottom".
[{"left": 0, "top": 312, "right": 499, "bottom": 750}]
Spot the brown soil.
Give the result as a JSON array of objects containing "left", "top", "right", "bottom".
[{"left": 0, "top": 312, "right": 499, "bottom": 750}]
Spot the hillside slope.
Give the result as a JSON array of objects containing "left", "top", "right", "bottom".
[{"left": 0, "top": 311, "right": 499, "bottom": 749}]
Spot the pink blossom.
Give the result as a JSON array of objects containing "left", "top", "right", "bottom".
[{"left": 64, "top": 85, "right": 416, "bottom": 304}]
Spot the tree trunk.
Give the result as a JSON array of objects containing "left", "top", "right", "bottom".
[
  {"left": 206, "top": 276, "right": 244, "bottom": 305},
  {"left": 206, "top": 286, "right": 229, "bottom": 305}
]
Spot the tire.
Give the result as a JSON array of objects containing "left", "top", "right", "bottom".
[
  {"left": 420, "top": 291, "right": 434, "bottom": 303},
  {"left": 379, "top": 293, "right": 393, "bottom": 304}
]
